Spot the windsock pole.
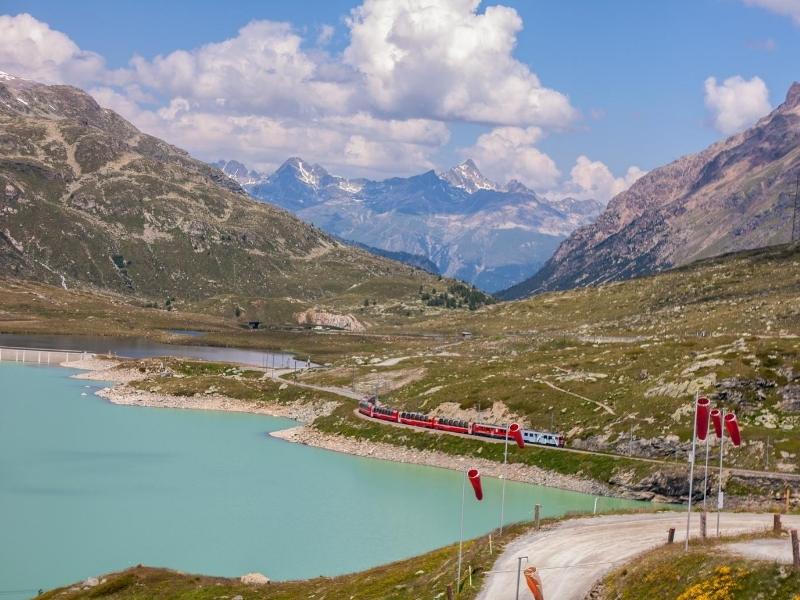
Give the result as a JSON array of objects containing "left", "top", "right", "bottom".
[
  {"left": 457, "top": 470, "right": 466, "bottom": 587},
  {"left": 499, "top": 425, "right": 510, "bottom": 535},
  {"left": 702, "top": 432, "right": 711, "bottom": 509},
  {"left": 716, "top": 409, "right": 726, "bottom": 536},
  {"left": 685, "top": 394, "right": 699, "bottom": 551}
]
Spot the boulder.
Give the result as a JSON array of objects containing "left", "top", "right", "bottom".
[{"left": 240, "top": 572, "right": 270, "bottom": 585}]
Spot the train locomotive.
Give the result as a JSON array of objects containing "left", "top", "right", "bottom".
[{"left": 358, "top": 399, "right": 565, "bottom": 448}]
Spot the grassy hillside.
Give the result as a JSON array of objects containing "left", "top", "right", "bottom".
[
  {"left": 300, "top": 243, "right": 800, "bottom": 475},
  {"left": 35, "top": 523, "right": 531, "bottom": 600},
  {"left": 0, "top": 76, "right": 472, "bottom": 325}
]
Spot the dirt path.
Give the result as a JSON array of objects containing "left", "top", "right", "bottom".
[
  {"left": 533, "top": 378, "right": 616, "bottom": 415},
  {"left": 477, "top": 512, "right": 800, "bottom": 600},
  {"left": 266, "top": 369, "right": 364, "bottom": 400}
]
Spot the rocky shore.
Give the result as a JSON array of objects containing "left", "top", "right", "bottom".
[
  {"left": 271, "top": 425, "right": 613, "bottom": 496},
  {"left": 95, "top": 384, "right": 338, "bottom": 423}
]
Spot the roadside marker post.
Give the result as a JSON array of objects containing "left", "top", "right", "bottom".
[
  {"left": 534, "top": 504, "right": 541, "bottom": 530},
  {"left": 515, "top": 556, "right": 528, "bottom": 600},
  {"left": 667, "top": 527, "right": 676, "bottom": 544},
  {"left": 792, "top": 529, "right": 800, "bottom": 569}
]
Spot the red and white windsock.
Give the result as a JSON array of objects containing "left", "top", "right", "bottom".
[
  {"left": 696, "top": 396, "right": 711, "bottom": 441},
  {"left": 509, "top": 423, "right": 525, "bottom": 449},
  {"left": 710, "top": 408, "right": 723, "bottom": 439},
  {"left": 468, "top": 468, "right": 483, "bottom": 501},
  {"left": 724, "top": 413, "right": 742, "bottom": 447}
]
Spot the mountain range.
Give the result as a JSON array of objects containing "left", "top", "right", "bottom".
[
  {"left": 0, "top": 73, "right": 447, "bottom": 322},
  {"left": 214, "top": 157, "right": 603, "bottom": 292},
  {"left": 502, "top": 81, "right": 800, "bottom": 299}
]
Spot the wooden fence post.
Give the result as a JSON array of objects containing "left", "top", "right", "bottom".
[
  {"left": 774, "top": 514, "right": 782, "bottom": 534},
  {"left": 700, "top": 512, "right": 707, "bottom": 539},
  {"left": 667, "top": 528, "right": 676, "bottom": 544},
  {"left": 534, "top": 504, "right": 541, "bottom": 530},
  {"left": 791, "top": 529, "right": 799, "bottom": 570}
]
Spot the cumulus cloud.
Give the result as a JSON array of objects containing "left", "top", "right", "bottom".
[
  {"left": 704, "top": 75, "right": 771, "bottom": 135},
  {"left": 463, "top": 126, "right": 560, "bottom": 189},
  {"left": 744, "top": 0, "right": 800, "bottom": 25},
  {"left": 343, "top": 0, "right": 576, "bottom": 127},
  {"left": 0, "top": 5, "right": 578, "bottom": 178},
  {"left": 0, "top": 13, "right": 107, "bottom": 84},
  {"left": 562, "top": 156, "right": 646, "bottom": 204}
]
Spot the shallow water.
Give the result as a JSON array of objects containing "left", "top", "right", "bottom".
[
  {"left": 0, "top": 333, "right": 308, "bottom": 368},
  {"left": 0, "top": 363, "right": 647, "bottom": 598}
]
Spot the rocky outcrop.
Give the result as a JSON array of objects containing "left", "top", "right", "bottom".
[
  {"left": 502, "top": 82, "right": 800, "bottom": 298},
  {"left": 295, "top": 308, "right": 366, "bottom": 332}
]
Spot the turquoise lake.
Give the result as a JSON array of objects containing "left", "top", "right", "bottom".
[{"left": 0, "top": 363, "right": 647, "bottom": 598}]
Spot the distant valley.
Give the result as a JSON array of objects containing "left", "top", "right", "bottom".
[
  {"left": 215, "top": 157, "right": 603, "bottom": 292},
  {"left": 503, "top": 82, "right": 800, "bottom": 299}
]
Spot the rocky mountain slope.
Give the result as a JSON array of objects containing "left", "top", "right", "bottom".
[
  {"left": 502, "top": 82, "right": 800, "bottom": 299},
  {"left": 215, "top": 158, "right": 603, "bottom": 292},
  {"left": 0, "top": 74, "right": 447, "bottom": 320}
]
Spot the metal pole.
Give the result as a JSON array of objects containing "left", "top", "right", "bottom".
[
  {"left": 702, "top": 434, "right": 711, "bottom": 509},
  {"left": 515, "top": 556, "right": 528, "bottom": 600},
  {"left": 685, "top": 395, "right": 699, "bottom": 551},
  {"left": 457, "top": 471, "right": 466, "bottom": 589},
  {"left": 499, "top": 425, "right": 510, "bottom": 535},
  {"left": 716, "top": 409, "right": 726, "bottom": 536}
]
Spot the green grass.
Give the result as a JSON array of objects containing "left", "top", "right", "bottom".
[
  {"left": 36, "top": 522, "right": 532, "bottom": 600},
  {"left": 599, "top": 535, "right": 800, "bottom": 599}
]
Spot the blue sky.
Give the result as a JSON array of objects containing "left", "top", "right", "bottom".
[{"left": 1, "top": 0, "right": 798, "bottom": 201}]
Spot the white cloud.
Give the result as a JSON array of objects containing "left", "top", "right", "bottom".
[
  {"left": 126, "top": 20, "right": 354, "bottom": 118},
  {"left": 463, "top": 126, "right": 560, "bottom": 189},
  {"left": 90, "top": 86, "right": 446, "bottom": 176},
  {"left": 0, "top": 13, "right": 107, "bottom": 84},
  {"left": 562, "top": 156, "right": 646, "bottom": 204},
  {"left": 343, "top": 0, "right": 576, "bottom": 127},
  {"left": 0, "top": 5, "right": 578, "bottom": 178},
  {"left": 744, "top": 0, "right": 800, "bottom": 24},
  {"left": 704, "top": 75, "right": 771, "bottom": 135}
]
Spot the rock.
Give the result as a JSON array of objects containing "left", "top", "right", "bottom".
[
  {"left": 232, "top": 595, "right": 244, "bottom": 600},
  {"left": 240, "top": 572, "right": 270, "bottom": 585},
  {"left": 82, "top": 577, "right": 99, "bottom": 587},
  {"left": 296, "top": 308, "right": 366, "bottom": 332}
]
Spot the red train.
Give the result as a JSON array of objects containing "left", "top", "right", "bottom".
[{"left": 358, "top": 399, "right": 565, "bottom": 448}]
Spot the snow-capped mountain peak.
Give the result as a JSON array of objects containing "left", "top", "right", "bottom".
[
  {"left": 279, "top": 157, "right": 330, "bottom": 189},
  {"left": 439, "top": 159, "right": 501, "bottom": 193},
  {"left": 0, "top": 71, "right": 16, "bottom": 81}
]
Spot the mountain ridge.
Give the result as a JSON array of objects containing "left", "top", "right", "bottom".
[
  {"left": 0, "top": 74, "right": 451, "bottom": 323},
  {"left": 215, "top": 156, "right": 603, "bottom": 292},
  {"left": 500, "top": 81, "right": 800, "bottom": 299}
]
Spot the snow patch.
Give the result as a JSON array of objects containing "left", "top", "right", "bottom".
[{"left": 0, "top": 71, "right": 15, "bottom": 81}]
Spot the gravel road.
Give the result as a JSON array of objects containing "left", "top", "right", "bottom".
[{"left": 477, "top": 512, "right": 800, "bottom": 600}]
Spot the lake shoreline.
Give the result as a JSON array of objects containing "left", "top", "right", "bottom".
[{"left": 64, "top": 357, "right": 620, "bottom": 498}]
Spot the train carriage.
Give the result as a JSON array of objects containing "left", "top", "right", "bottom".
[{"left": 359, "top": 397, "right": 565, "bottom": 448}]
